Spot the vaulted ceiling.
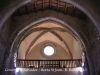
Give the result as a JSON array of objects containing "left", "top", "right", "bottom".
[
  {"left": 18, "top": 21, "right": 82, "bottom": 60},
  {"left": 10, "top": 0, "right": 86, "bottom": 60}
]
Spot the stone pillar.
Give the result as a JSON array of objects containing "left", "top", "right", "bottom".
[
  {"left": 87, "top": 19, "right": 100, "bottom": 75},
  {"left": 0, "top": 36, "right": 6, "bottom": 75}
]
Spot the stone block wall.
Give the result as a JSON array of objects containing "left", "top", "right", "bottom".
[
  {"left": 0, "top": 36, "right": 6, "bottom": 74},
  {"left": 0, "top": 17, "right": 12, "bottom": 75},
  {"left": 87, "top": 19, "right": 100, "bottom": 75},
  {"left": 1, "top": 18, "right": 11, "bottom": 42}
]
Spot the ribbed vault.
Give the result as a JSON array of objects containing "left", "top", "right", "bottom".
[
  {"left": 0, "top": 0, "right": 100, "bottom": 75},
  {"left": 18, "top": 21, "right": 82, "bottom": 59}
]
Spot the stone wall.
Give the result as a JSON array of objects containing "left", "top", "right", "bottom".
[
  {"left": 87, "top": 19, "right": 100, "bottom": 75},
  {"left": 1, "top": 18, "right": 11, "bottom": 41},
  {"left": 0, "top": 18, "right": 12, "bottom": 75},
  {"left": 0, "top": 36, "right": 6, "bottom": 74}
]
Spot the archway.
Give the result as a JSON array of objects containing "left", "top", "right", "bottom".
[
  {"left": 0, "top": 0, "right": 100, "bottom": 31},
  {"left": 0, "top": 0, "right": 99, "bottom": 75},
  {"left": 8, "top": 16, "right": 86, "bottom": 75}
]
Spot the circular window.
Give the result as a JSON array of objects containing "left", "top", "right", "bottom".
[{"left": 43, "top": 46, "right": 55, "bottom": 56}]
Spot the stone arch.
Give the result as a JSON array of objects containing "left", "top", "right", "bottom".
[
  {"left": 6, "top": 17, "right": 87, "bottom": 73},
  {"left": 0, "top": 0, "right": 97, "bottom": 74},
  {"left": 0, "top": 1, "right": 99, "bottom": 75},
  {"left": 0, "top": 0, "right": 100, "bottom": 32},
  {"left": 10, "top": 17, "right": 86, "bottom": 54}
]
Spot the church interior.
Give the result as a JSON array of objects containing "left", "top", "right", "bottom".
[{"left": 0, "top": 0, "right": 100, "bottom": 75}]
